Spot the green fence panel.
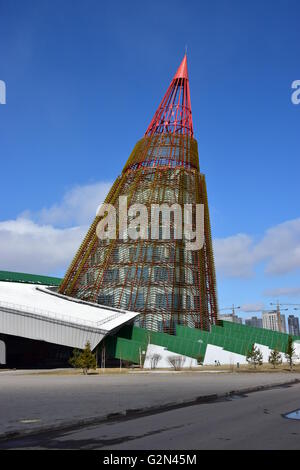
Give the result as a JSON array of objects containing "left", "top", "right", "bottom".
[
  {"left": 113, "top": 322, "right": 300, "bottom": 365},
  {"left": 115, "top": 338, "right": 142, "bottom": 364}
]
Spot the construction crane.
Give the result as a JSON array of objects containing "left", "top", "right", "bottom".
[
  {"left": 270, "top": 302, "right": 300, "bottom": 307},
  {"left": 270, "top": 302, "right": 300, "bottom": 335},
  {"left": 269, "top": 302, "right": 290, "bottom": 333},
  {"left": 218, "top": 304, "right": 241, "bottom": 321}
]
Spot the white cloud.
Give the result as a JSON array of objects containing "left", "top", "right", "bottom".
[
  {"left": 27, "top": 181, "right": 112, "bottom": 228},
  {"left": 241, "top": 302, "right": 265, "bottom": 312},
  {"left": 0, "top": 181, "right": 113, "bottom": 275},
  {"left": 254, "top": 218, "right": 300, "bottom": 275},
  {"left": 0, "top": 217, "right": 86, "bottom": 275},
  {"left": 263, "top": 286, "right": 300, "bottom": 298},
  {"left": 214, "top": 218, "right": 300, "bottom": 279},
  {"left": 213, "top": 233, "right": 255, "bottom": 278}
]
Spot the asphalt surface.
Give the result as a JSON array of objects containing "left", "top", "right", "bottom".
[
  {"left": 0, "top": 371, "right": 300, "bottom": 449},
  {"left": 1, "top": 381, "right": 300, "bottom": 450},
  {"left": 1, "top": 370, "right": 300, "bottom": 438}
]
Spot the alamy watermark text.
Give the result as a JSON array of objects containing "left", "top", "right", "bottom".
[{"left": 95, "top": 197, "right": 204, "bottom": 251}]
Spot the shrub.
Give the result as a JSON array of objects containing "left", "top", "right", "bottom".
[
  {"left": 246, "top": 345, "right": 263, "bottom": 368},
  {"left": 69, "top": 341, "right": 97, "bottom": 375}
]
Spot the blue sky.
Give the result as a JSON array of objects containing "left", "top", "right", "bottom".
[{"left": 0, "top": 0, "right": 300, "bottom": 320}]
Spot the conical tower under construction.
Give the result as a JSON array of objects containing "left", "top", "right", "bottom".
[{"left": 59, "top": 55, "right": 218, "bottom": 334}]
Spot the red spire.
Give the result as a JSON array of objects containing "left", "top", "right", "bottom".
[
  {"left": 174, "top": 54, "right": 189, "bottom": 79},
  {"left": 145, "top": 54, "right": 193, "bottom": 137}
]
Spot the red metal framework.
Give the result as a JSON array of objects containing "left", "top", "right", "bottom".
[
  {"left": 145, "top": 54, "right": 193, "bottom": 138},
  {"left": 59, "top": 55, "right": 218, "bottom": 334}
]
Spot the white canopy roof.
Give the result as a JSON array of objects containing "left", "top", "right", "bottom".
[{"left": 0, "top": 282, "right": 139, "bottom": 349}]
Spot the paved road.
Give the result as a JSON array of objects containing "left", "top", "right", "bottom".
[
  {"left": 0, "top": 370, "right": 299, "bottom": 438},
  {"left": 1, "top": 381, "right": 300, "bottom": 449}
]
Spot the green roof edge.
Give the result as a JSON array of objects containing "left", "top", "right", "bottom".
[{"left": 0, "top": 270, "right": 62, "bottom": 286}]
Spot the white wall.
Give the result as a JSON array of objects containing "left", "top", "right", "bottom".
[
  {"left": 203, "top": 344, "right": 248, "bottom": 366},
  {"left": 293, "top": 341, "right": 300, "bottom": 364},
  {"left": 143, "top": 344, "right": 198, "bottom": 369},
  {"left": 143, "top": 340, "right": 300, "bottom": 369}
]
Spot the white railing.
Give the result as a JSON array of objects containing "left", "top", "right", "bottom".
[{"left": 0, "top": 299, "right": 122, "bottom": 330}]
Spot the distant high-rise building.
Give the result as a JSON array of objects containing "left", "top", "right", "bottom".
[
  {"left": 288, "top": 315, "right": 300, "bottom": 336},
  {"left": 245, "top": 316, "right": 263, "bottom": 328},
  {"left": 262, "top": 310, "right": 286, "bottom": 333},
  {"left": 281, "top": 314, "right": 287, "bottom": 333},
  {"left": 219, "top": 313, "right": 243, "bottom": 324}
]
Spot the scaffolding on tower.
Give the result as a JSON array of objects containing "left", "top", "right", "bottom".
[{"left": 59, "top": 54, "right": 219, "bottom": 334}]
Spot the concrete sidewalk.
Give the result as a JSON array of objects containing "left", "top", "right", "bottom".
[{"left": 0, "top": 370, "right": 299, "bottom": 439}]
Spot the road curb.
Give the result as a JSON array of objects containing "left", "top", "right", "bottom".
[{"left": 1, "top": 377, "right": 299, "bottom": 443}]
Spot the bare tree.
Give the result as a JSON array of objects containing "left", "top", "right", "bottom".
[
  {"left": 150, "top": 353, "right": 162, "bottom": 369},
  {"left": 167, "top": 355, "right": 186, "bottom": 371}
]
